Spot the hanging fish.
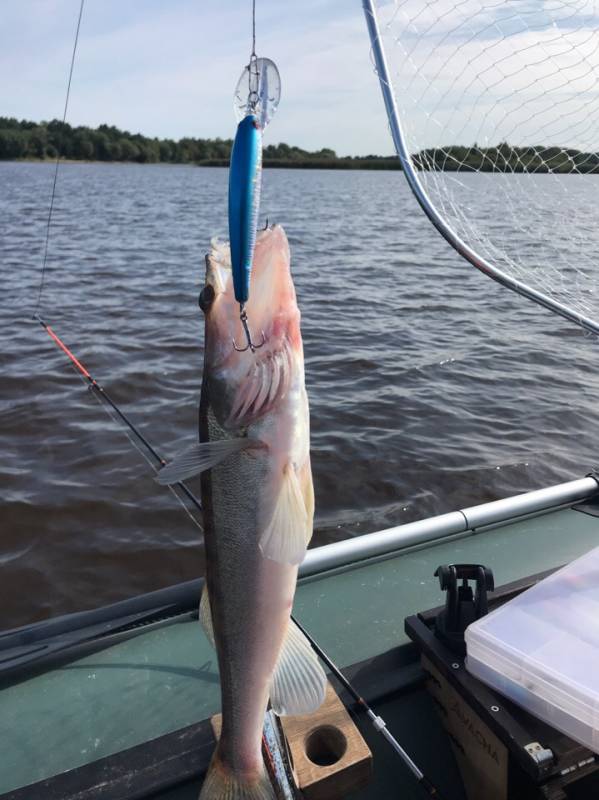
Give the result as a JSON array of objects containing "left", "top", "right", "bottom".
[{"left": 158, "top": 225, "right": 326, "bottom": 800}]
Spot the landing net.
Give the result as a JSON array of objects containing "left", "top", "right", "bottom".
[{"left": 364, "top": 0, "right": 599, "bottom": 334}]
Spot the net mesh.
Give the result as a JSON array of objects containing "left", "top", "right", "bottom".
[{"left": 372, "top": 0, "right": 599, "bottom": 327}]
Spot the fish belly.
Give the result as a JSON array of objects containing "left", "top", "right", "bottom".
[{"left": 201, "top": 405, "right": 297, "bottom": 775}]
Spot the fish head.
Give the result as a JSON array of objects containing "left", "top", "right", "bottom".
[{"left": 200, "top": 224, "right": 303, "bottom": 428}]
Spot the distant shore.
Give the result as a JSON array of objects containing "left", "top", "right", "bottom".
[
  {"left": 2, "top": 117, "right": 598, "bottom": 173},
  {"left": 7, "top": 155, "right": 403, "bottom": 170}
]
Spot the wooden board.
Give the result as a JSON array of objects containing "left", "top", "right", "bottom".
[
  {"left": 279, "top": 683, "right": 372, "bottom": 800},
  {"left": 211, "top": 683, "right": 372, "bottom": 800}
]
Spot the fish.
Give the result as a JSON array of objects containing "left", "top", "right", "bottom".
[{"left": 157, "top": 224, "right": 326, "bottom": 800}]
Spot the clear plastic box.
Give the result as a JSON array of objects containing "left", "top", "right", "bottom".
[{"left": 465, "top": 546, "right": 599, "bottom": 754}]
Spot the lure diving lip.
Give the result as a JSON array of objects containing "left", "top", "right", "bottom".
[{"left": 228, "top": 113, "right": 263, "bottom": 306}]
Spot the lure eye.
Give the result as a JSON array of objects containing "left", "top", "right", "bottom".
[{"left": 198, "top": 284, "right": 215, "bottom": 313}]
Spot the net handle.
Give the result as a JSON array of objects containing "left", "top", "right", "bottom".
[{"left": 362, "top": 0, "right": 599, "bottom": 337}]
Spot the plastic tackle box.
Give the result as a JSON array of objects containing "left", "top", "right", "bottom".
[{"left": 466, "top": 546, "right": 599, "bottom": 754}]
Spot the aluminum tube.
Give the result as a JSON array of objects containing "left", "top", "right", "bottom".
[
  {"left": 300, "top": 477, "right": 598, "bottom": 577},
  {"left": 361, "top": 0, "right": 599, "bottom": 337},
  {"left": 462, "top": 476, "right": 598, "bottom": 529},
  {"left": 301, "top": 511, "right": 467, "bottom": 577}
]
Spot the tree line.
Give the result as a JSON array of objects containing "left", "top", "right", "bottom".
[
  {"left": 0, "top": 118, "right": 597, "bottom": 172},
  {"left": 414, "top": 143, "right": 599, "bottom": 174},
  {"left": 0, "top": 117, "right": 366, "bottom": 166}
]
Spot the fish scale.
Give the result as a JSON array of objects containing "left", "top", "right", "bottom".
[{"left": 202, "top": 392, "right": 297, "bottom": 773}]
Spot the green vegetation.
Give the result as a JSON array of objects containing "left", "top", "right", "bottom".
[
  {"left": 414, "top": 143, "right": 599, "bottom": 174},
  {"left": 1, "top": 118, "right": 598, "bottom": 172}
]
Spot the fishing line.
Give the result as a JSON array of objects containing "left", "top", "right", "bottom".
[
  {"left": 33, "top": 0, "right": 85, "bottom": 317},
  {"left": 292, "top": 618, "right": 448, "bottom": 800},
  {"left": 31, "top": 0, "right": 204, "bottom": 534}
]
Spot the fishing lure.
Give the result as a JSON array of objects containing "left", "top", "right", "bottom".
[
  {"left": 229, "top": 54, "right": 281, "bottom": 352},
  {"left": 228, "top": 114, "right": 263, "bottom": 309}
]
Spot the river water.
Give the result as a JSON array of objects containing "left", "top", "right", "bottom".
[{"left": 1, "top": 161, "right": 598, "bottom": 628}]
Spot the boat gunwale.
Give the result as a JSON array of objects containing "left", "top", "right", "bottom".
[
  {"left": 0, "top": 475, "right": 597, "bottom": 685},
  {"left": 0, "top": 568, "right": 563, "bottom": 800},
  {"left": 300, "top": 475, "right": 599, "bottom": 577}
]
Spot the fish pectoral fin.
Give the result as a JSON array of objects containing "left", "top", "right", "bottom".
[
  {"left": 199, "top": 585, "right": 215, "bottom": 648},
  {"left": 269, "top": 620, "right": 327, "bottom": 716},
  {"left": 259, "top": 464, "right": 311, "bottom": 565},
  {"left": 156, "top": 438, "right": 258, "bottom": 485}
]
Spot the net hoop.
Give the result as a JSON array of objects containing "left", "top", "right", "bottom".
[{"left": 362, "top": 0, "right": 599, "bottom": 337}]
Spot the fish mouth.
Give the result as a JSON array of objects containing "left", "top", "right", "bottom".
[
  {"left": 205, "top": 224, "right": 289, "bottom": 295},
  {"left": 204, "top": 224, "right": 301, "bottom": 371}
]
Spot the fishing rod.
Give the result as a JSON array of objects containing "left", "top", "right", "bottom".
[
  {"left": 34, "top": 315, "right": 202, "bottom": 515},
  {"left": 293, "top": 618, "right": 448, "bottom": 800},
  {"left": 37, "top": 316, "right": 445, "bottom": 798}
]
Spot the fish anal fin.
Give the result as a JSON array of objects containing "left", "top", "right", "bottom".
[
  {"left": 269, "top": 620, "right": 327, "bottom": 716},
  {"left": 199, "top": 585, "right": 215, "bottom": 648},
  {"left": 259, "top": 464, "right": 311, "bottom": 565}
]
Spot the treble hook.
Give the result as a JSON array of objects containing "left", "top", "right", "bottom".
[{"left": 233, "top": 305, "right": 266, "bottom": 353}]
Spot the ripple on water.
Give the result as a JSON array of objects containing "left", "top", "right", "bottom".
[{"left": 2, "top": 162, "right": 599, "bottom": 626}]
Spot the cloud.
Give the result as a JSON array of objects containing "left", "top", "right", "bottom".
[
  {"left": 379, "top": 0, "right": 599, "bottom": 152},
  {"left": 2, "top": 1, "right": 597, "bottom": 156},
  {"left": 0, "top": 0, "right": 393, "bottom": 156}
]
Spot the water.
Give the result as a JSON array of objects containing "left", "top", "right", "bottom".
[{"left": 1, "top": 162, "right": 598, "bottom": 629}]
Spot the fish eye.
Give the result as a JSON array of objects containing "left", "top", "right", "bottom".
[{"left": 198, "top": 284, "right": 215, "bottom": 313}]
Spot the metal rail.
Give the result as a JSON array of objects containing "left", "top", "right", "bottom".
[
  {"left": 2, "top": 476, "right": 595, "bottom": 680},
  {"left": 361, "top": 0, "right": 599, "bottom": 337},
  {"left": 300, "top": 476, "right": 598, "bottom": 577}
]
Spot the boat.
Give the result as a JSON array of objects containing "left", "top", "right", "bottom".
[{"left": 3, "top": 473, "right": 599, "bottom": 799}]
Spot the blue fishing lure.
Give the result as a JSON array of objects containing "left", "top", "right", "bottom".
[{"left": 228, "top": 114, "right": 263, "bottom": 306}]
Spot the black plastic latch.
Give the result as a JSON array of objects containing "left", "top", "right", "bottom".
[{"left": 434, "top": 564, "right": 494, "bottom": 656}]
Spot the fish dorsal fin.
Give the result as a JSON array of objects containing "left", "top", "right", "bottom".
[
  {"left": 156, "top": 438, "right": 258, "bottom": 485},
  {"left": 269, "top": 620, "right": 327, "bottom": 716},
  {"left": 259, "top": 464, "right": 311, "bottom": 565},
  {"left": 199, "top": 585, "right": 215, "bottom": 648}
]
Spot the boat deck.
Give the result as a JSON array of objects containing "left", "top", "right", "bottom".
[{"left": 2, "top": 493, "right": 599, "bottom": 798}]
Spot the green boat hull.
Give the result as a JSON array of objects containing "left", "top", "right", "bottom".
[{"left": 3, "top": 478, "right": 599, "bottom": 799}]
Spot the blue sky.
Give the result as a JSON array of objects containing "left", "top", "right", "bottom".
[
  {"left": 0, "top": 0, "right": 394, "bottom": 156},
  {"left": 3, "top": 1, "right": 597, "bottom": 156}
]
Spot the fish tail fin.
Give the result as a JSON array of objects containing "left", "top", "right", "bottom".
[{"left": 199, "top": 748, "right": 276, "bottom": 800}]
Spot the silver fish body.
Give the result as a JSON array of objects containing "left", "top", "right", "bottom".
[{"left": 159, "top": 225, "right": 325, "bottom": 800}]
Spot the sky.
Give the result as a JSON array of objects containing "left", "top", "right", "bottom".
[
  {"left": 2, "top": 1, "right": 598, "bottom": 157},
  {"left": 0, "top": 0, "right": 395, "bottom": 156}
]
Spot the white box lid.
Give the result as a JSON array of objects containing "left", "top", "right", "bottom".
[{"left": 466, "top": 545, "right": 599, "bottom": 739}]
